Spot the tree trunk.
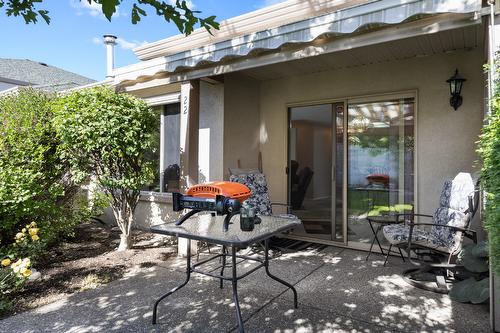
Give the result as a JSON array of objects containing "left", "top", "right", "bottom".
[
  {"left": 112, "top": 198, "right": 135, "bottom": 251},
  {"left": 117, "top": 233, "right": 133, "bottom": 251}
]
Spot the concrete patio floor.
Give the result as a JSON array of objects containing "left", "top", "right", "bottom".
[{"left": 0, "top": 245, "right": 490, "bottom": 333}]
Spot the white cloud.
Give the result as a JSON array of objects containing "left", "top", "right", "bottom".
[
  {"left": 91, "top": 37, "right": 102, "bottom": 45},
  {"left": 91, "top": 36, "right": 148, "bottom": 50},
  {"left": 79, "top": 1, "right": 101, "bottom": 16},
  {"left": 70, "top": 0, "right": 125, "bottom": 19},
  {"left": 167, "top": 0, "right": 196, "bottom": 9},
  {"left": 116, "top": 38, "right": 148, "bottom": 50}
]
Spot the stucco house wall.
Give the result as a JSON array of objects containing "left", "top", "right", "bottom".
[
  {"left": 223, "top": 73, "right": 262, "bottom": 179},
  {"left": 115, "top": 44, "right": 484, "bottom": 238},
  {"left": 257, "top": 47, "right": 484, "bottom": 233}
]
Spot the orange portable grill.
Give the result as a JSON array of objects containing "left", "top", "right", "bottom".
[
  {"left": 186, "top": 181, "right": 251, "bottom": 202},
  {"left": 172, "top": 181, "right": 251, "bottom": 231}
]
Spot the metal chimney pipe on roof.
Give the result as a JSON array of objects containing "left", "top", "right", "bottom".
[{"left": 103, "top": 34, "right": 117, "bottom": 78}]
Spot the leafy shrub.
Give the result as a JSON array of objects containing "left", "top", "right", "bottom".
[
  {"left": 52, "top": 87, "right": 157, "bottom": 250},
  {"left": 0, "top": 89, "right": 95, "bottom": 253},
  {"left": 450, "top": 242, "right": 489, "bottom": 304},
  {"left": 478, "top": 72, "right": 500, "bottom": 275}
]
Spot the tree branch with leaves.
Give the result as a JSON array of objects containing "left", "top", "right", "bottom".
[{"left": 0, "top": 0, "right": 218, "bottom": 35}]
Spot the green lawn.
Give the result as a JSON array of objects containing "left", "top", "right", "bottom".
[{"left": 347, "top": 187, "right": 413, "bottom": 217}]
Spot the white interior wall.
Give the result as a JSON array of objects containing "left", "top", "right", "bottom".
[
  {"left": 312, "top": 126, "right": 332, "bottom": 199},
  {"left": 259, "top": 47, "right": 484, "bottom": 223}
]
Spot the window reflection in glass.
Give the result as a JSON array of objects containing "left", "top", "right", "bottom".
[
  {"left": 142, "top": 103, "right": 181, "bottom": 193},
  {"left": 347, "top": 98, "right": 414, "bottom": 244}
]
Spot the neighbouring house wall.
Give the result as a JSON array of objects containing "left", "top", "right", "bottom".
[
  {"left": 260, "top": 47, "right": 484, "bottom": 232},
  {"left": 0, "top": 81, "right": 16, "bottom": 91},
  {"left": 223, "top": 73, "right": 261, "bottom": 179}
]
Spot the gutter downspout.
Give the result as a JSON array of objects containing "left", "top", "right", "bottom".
[
  {"left": 488, "top": 1, "right": 496, "bottom": 116},
  {"left": 487, "top": 1, "right": 497, "bottom": 332}
]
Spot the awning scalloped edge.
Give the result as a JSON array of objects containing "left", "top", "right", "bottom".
[{"left": 115, "top": 0, "right": 481, "bottom": 87}]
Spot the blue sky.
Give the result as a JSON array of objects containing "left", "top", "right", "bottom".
[{"left": 0, "top": 0, "right": 285, "bottom": 81}]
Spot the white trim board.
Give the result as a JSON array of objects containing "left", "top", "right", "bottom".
[{"left": 143, "top": 92, "right": 181, "bottom": 106}]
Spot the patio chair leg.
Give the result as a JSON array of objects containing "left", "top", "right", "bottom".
[
  {"left": 366, "top": 221, "right": 384, "bottom": 261},
  {"left": 398, "top": 247, "right": 406, "bottom": 262},
  {"left": 231, "top": 246, "right": 245, "bottom": 333},
  {"left": 383, "top": 244, "right": 392, "bottom": 267},
  {"left": 220, "top": 245, "right": 226, "bottom": 289},
  {"left": 152, "top": 239, "right": 191, "bottom": 325},
  {"left": 264, "top": 239, "right": 298, "bottom": 309},
  {"left": 366, "top": 226, "right": 377, "bottom": 261},
  {"left": 196, "top": 241, "right": 202, "bottom": 261}
]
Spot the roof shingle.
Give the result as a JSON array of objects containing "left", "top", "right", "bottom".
[{"left": 0, "top": 58, "right": 95, "bottom": 91}]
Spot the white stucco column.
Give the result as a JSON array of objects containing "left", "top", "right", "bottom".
[
  {"left": 199, "top": 80, "right": 224, "bottom": 182},
  {"left": 178, "top": 81, "right": 200, "bottom": 257},
  {"left": 180, "top": 81, "right": 200, "bottom": 189}
]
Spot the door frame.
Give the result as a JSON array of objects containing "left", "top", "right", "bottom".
[{"left": 285, "top": 89, "right": 418, "bottom": 247}]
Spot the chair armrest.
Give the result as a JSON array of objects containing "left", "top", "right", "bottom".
[
  {"left": 395, "top": 213, "right": 433, "bottom": 226},
  {"left": 406, "top": 222, "right": 478, "bottom": 255},
  {"left": 409, "top": 222, "right": 475, "bottom": 234},
  {"left": 396, "top": 213, "right": 433, "bottom": 219}
]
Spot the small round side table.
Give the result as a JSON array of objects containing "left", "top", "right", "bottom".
[{"left": 366, "top": 215, "right": 406, "bottom": 264}]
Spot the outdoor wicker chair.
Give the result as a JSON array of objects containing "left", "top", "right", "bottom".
[{"left": 382, "top": 172, "right": 479, "bottom": 293}]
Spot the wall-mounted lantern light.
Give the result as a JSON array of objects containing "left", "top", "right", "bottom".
[{"left": 446, "top": 69, "right": 466, "bottom": 110}]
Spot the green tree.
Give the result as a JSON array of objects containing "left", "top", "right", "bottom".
[
  {"left": 0, "top": 0, "right": 218, "bottom": 35},
  {"left": 52, "top": 87, "right": 157, "bottom": 251},
  {"left": 479, "top": 79, "right": 500, "bottom": 274}
]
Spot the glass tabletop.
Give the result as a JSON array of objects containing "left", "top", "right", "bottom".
[
  {"left": 366, "top": 214, "right": 402, "bottom": 224},
  {"left": 150, "top": 214, "right": 302, "bottom": 247}
]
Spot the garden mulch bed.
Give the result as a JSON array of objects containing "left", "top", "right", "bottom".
[{"left": 5, "top": 222, "right": 177, "bottom": 318}]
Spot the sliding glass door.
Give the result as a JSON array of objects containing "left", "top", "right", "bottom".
[
  {"left": 346, "top": 96, "right": 415, "bottom": 244},
  {"left": 287, "top": 94, "right": 415, "bottom": 246},
  {"left": 288, "top": 103, "right": 344, "bottom": 242}
]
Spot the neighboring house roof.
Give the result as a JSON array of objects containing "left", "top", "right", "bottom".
[
  {"left": 112, "top": 0, "right": 483, "bottom": 87},
  {"left": 0, "top": 58, "right": 95, "bottom": 92}
]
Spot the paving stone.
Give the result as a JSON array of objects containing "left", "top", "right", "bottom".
[
  {"left": 241, "top": 298, "right": 394, "bottom": 333},
  {"left": 0, "top": 246, "right": 490, "bottom": 333}
]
